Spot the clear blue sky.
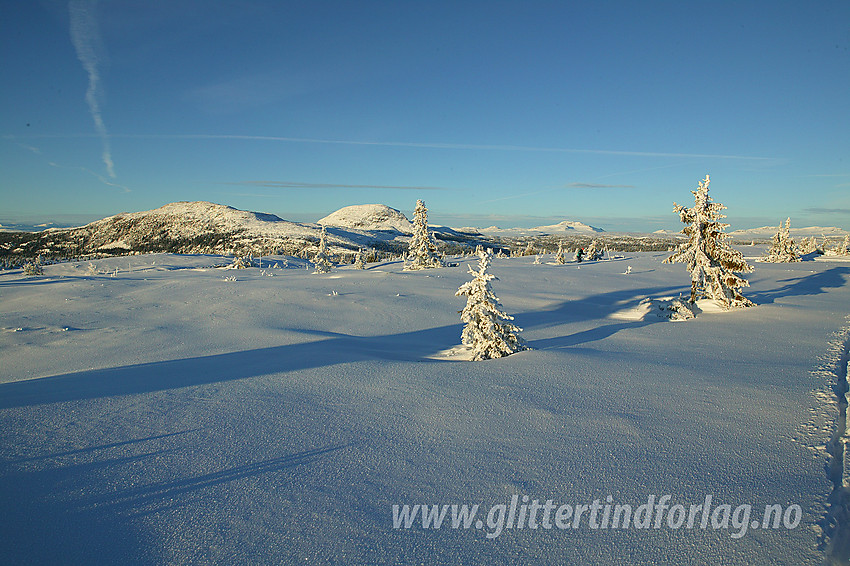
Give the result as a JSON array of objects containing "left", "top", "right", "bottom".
[{"left": 2, "top": 0, "right": 848, "bottom": 232}]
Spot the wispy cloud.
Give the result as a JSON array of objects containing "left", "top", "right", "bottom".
[
  {"left": 3, "top": 135, "right": 129, "bottom": 192},
  {"left": 69, "top": 0, "right": 115, "bottom": 178},
  {"left": 566, "top": 182, "right": 635, "bottom": 189},
  {"left": 804, "top": 207, "right": 850, "bottom": 215},
  {"left": 20, "top": 133, "right": 775, "bottom": 162},
  {"left": 226, "top": 180, "right": 448, "bottom": 191}
]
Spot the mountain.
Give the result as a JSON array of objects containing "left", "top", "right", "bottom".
[
  {"left": 729, "top": 225, "right": 849, "bottom": 239},
  {"left": 318, "top": 204, "right": 413, "bottom": 233},
  {"left": 0, "top": 201, "right": 483, "bottom": 263},
  {"left": 477, "top": 220, "right": 603, "bottom": 237}
]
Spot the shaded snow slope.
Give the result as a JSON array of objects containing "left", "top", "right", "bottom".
[
  {"left": 319, "top": 204, "right": 413, "bottom": 233},
  {"left": 1, "top": 253, "right": 849, "bottom": 564}
]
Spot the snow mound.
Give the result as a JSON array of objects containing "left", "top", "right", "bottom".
[
  {"left": 610, "top": 297, "right": 697, "bottom": 321},
  {"left": 318, "top": 204, "right": 412, "bottom": 233}
]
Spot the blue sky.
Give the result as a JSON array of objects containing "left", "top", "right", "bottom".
[{"left": 2, "top": 1, "right": 848, "bottom": 232}]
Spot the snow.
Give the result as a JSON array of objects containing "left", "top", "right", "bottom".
[
  {"left": 1, "top": 251, "right": 849, "bottom": 564},
  {"left": 478, "top": 220, "right": 604, "bottom": 237},
  {"left": 730, "top": 225, "right": 849, "bottom": 239},
  {"left": 318, "top": 204, "right": 413, "bottom": 234}
]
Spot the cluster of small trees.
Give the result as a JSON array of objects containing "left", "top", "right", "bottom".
[{"left": 761, "top": 218, "right": 849, "bottom": 262}]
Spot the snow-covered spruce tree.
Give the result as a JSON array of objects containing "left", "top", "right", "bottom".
[
  {"left": 523, "top": 241, "right": 536, "bottom": 256},
  {"left": 405, "top": 199, "right": 443, "bottom": 270},
  {"left": 23, "top": 258, "right": 44, "bottom": 276},
  {"left": 455, "top": 247, "right": 527, "bottom": 361},
  {"left": 353, "top": 249, "right": 366, "bottom": 269},
  {"left": 837, "top": 234, "right": 850, "bottom": 256},
  {"left": 555, "top": 242, "right": 566, "bottom": 264},
  {"left": 586, "top": 240, "right": 603, "bottom": 261},
  {"left": 664, "top": 174, "right": 754, "bottom": 308},
  {"left": 311, "top": 225, "right": 334, "bottom": 273},
  {"left": 798, "top": 236, "right": 817, "bottom": 255},
  {"left": 762, "top": 218, "right": 799, "bottom": 262}
]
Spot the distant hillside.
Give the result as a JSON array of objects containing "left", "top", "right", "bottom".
[
  {"left": 318, "top": 204, "right": 413, "bottom": 233},
  {"left": 729, "top": 225, "right": 848, "bottom": 240},
  {"left": 478, "top": 219, "right": 604, "bottom": 237},
  {"left": 0, "top": 201, "right": 483, "bottom": 265}
]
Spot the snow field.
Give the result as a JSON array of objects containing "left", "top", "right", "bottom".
[{"left": 1, "top": 251, "right": 849, "bottom": 564}]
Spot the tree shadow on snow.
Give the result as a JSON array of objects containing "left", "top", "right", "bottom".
[
  {"left": 0, "top": 429, "right": 351, "bottom": 565},
  {"left": 747, "top": 266, "right": 850, "bottom": 304},
  {"left": 0, "top": 284, "right": 687, "bottom": 409},
  {"left": 515, "top": 284, "right": 685, "bottom": 350}
]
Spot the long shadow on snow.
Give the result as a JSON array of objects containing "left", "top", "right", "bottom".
[
  {"left": 0, "top": 428, "right": 349, "bottom": 565},
  {"left": 746, "top": 266, "right": 850, "bottom": 304},
  {"left": 0, "top": 284, "right": 685, "bottom": 409}
]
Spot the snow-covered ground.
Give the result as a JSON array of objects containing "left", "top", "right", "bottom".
[{"left": 1, "top": 250, "right": 848, "bottom": 564}]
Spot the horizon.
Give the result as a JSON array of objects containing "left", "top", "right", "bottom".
[
  {"left": 0, "top": 198, "right": 847, "bottom": 235},
  {"left": 2, "top": 2, "right": 849, "bottom": 232}
]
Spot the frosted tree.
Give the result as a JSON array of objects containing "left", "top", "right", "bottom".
[
  {"left": 664, "top": 174, "right": 754, "bottom": 308},
  {"left": 405, "top": 199, "right": 442, "bottom": 270},
  {"left": 353, "top": 249, "right": 366, "bottom": 269},
  {"left": 312, "top": 225, "right": 334, "bottom": 273},
  {"left": 523, "top": 242, "right": 536, "bottom": 256},
  {"left": 586, "top": 240, "right": 603, "bottom": 261},
  {"left": 837, "top": 234, "right": 850, "bottom": 256},
  {"left": 555, "top": 242, "right": 566, "bottom": 264},
  {"left": 798, "top": 236, "right": 817, "bottom": 255},
  {"left": 762, "top": 218, "right": 799, "bottom": 262},
  {"left": 456, "top": 247, "right": 527, "bottom": 361},
  {"left": 23, "top": 258, "right": 44, "bottom": 276}
]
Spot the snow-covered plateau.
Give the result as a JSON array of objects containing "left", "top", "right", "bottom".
[{"left": 1, "top": 250, "right": 849, "bottom": 564}]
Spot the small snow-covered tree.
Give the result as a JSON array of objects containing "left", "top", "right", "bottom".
[
  {"left": 523, "top": 242, "right": 535, "bottom": 256},
  {"left": 798, "top": 236, "right": 817, "bottom": 255},
  {"left": 353, "top": 249, "right": 366, "bottom": 269},
  {"left": 836, "top": 234, "right": 850, "bottom": 256},
  {"left": 456, "top": 247, "right": 527, "bottom": 361},
  {"left": 664, "top": 174, "right": 754, "bottom": 308},
  {"left": 762, "top": 218, "right": 799, "bottom": 262},
  {"left": 23, "top": 258, "right": 44, "bottom": 276},
  {"left": 405, "top": 199, "right": 442, "bottom": 270},
  {"left": 312, "top": 225, "right": 334, "bottom": 273},
  {"left": 555, "top": 242, "right": 566, "bottom": 264},
  {"left": 586, "top": 240, "right": 603, "bottom": 261}
]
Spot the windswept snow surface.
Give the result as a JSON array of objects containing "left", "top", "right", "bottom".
[{"left": 1, "top": 252, "right": 849, "bottom": 564}]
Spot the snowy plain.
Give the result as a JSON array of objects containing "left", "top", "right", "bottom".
[{"left": 1, "top": 250, "right": 849, "bottom": 565}]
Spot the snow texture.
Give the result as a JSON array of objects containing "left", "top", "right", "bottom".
[{"left": 1, "top": 249, "right": 849, "bottom": 564}]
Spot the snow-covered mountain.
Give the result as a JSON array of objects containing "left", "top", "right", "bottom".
[
  {"left": 318, "top": 204, "right": 413, "bottom": 233},
  {"left": 729, "top": 225, "right": 849, "bottom": 239},
  {"left": 478, "top": 220, "right": 603, "bottom": 237},
  {"left": 2, "top": 201, "right": 485, "bottom": 262}
]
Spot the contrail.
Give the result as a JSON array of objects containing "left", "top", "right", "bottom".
[
  {"left": 119, "top": 134, "right": 774, "bottom": 161},
  {"left": 11, "top": 131, "right": 779, "bottom": 162},
  {"left": 69, "top": 0, "right": 115, "bottom": 178}
]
